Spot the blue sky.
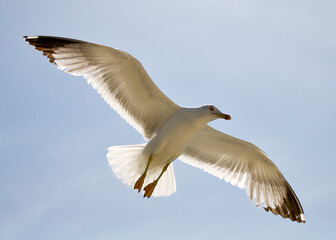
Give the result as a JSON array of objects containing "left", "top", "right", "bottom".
[{"left": 1, "top": 0, "right": 336, "bottom": 239}]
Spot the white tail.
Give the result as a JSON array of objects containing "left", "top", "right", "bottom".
[{"left": 106, "top": 144, "right": 176, "bottom": 197}]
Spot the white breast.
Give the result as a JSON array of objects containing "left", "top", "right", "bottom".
[{"left": 143, "top": 108, "right": 210, "bottom": 167}]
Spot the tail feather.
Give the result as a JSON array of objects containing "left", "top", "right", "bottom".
[
  {"left": 106, "top": 144, "right": 176, "bottom": 197},
  {"left": 153, "top": 164, "right": 176, "bottom": 197}
]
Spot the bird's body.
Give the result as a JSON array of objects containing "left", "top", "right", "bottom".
[
  {"left": 24, "top": 35, "right": 305, "bottom": 223},
  {"left": 145, "top": 107, "right": 219, "bottom": 168}
]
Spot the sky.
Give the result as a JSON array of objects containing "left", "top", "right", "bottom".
[{"left": 1, "top": 0, "right": 336, "bottom": 239}]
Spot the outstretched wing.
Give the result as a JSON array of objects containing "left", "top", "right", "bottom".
[
  {"left": 24, "top": 36, "right": 179, "bottom": 140},
  {"left": 180, "top": 126, "right": 305, "bottom": 223}
]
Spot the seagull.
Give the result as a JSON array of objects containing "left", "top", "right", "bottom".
[{"left": 24, "top": 35, "right": 305, "bottom": 223}]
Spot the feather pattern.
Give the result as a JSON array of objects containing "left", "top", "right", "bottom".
[
  {"left": 24, "top": 36, "right": 179, "bottom": 140},
  {"left": 180, "top": 126, "right": 305, "bottom": 223}
]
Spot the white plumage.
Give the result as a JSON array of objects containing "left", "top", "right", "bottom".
[{"left": 25, "top": 36, "right": 305, "bottom": 223}]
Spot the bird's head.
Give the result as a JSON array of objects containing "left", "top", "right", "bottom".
[{"left": 205, "top": 105, "right": 231, "bottom": 121}]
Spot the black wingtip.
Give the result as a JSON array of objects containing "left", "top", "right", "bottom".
[{"left": 23, "top": 36, "right": 38, "bottom": 43}]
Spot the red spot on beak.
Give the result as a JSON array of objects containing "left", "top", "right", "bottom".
[{"left": 223, "top": 114, "right": 231, "bottom": 120}]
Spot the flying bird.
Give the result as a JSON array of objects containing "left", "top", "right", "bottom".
[{"left": 24, "top": 35, "right": 305, "bottom": 223}]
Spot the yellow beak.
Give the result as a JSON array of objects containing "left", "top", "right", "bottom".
[{"left": 214, "top": 113, "right": 231, "bottom": 120}]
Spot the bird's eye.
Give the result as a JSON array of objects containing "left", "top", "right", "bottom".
[{"left": 209, "top": 106, "right": 215, "bottom": 111}]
